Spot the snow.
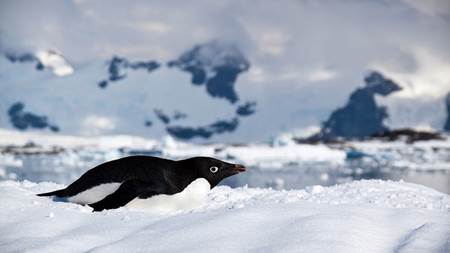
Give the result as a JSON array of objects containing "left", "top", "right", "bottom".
[
  {"left": 0, "top": 128, "right": 346, "bottom": 171},
  {"left": 345, "top": 138, "right": 450, "bottom": 171},
  {"left": 0, "top": 179, "right": 449, "bottom": 253},
  {"left": 218, "top": 143, "right": 346, "bottom": 169},
  {"left": 0, "top": 128, "right": 158, "bottom": 149},
  {"left": 35, "top": 50, "right": 74, "bottom": 76}
]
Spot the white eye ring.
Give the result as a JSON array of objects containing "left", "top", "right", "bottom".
[{"left": 210, "top": 166, "right": 219, "bottom": 173}]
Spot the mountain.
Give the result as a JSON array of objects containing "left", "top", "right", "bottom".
[
  {"left": 445, "top": 92, "right": 450, "bottom": 132},
  {"left": 7, "top": 102, "right": 59, "bottom": 132},
  {"left": 0, "top": 42, "right": 256, "bottom": 141},
  {"left": 5, "top": 50, "right": 73, "bottom": 76},
  {"left": 98, "top": 56, "right": 160, "bottom": 88},
  {"left": 0, "top": 42, "right": 448, "bottom": 142},
  {"left": 308, "top": 72, "right": 402, "bottom": 141},
  {"left": 168, "top": 41, "right": 250, "bottom": 104}
]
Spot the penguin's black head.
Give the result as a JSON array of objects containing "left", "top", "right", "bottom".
[{"left": 180, "top": 157, "right": 246, "bottom": 188}]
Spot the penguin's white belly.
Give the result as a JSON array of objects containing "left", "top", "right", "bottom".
[
  {"left": 68, "top": 183, "right": 121, "bottom": 205},
  {"left": 126, "top": 178, "right": 211, "bottom": 214}
]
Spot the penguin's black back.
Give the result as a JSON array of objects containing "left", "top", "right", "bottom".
[{"left": 59, "top": 156, "right": 176, "bottom": 197}]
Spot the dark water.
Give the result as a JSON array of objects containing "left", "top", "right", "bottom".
[{"left": 2, "top": 151, "right": 449, "bottom": 194}]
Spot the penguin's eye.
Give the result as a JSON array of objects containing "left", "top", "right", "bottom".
[{"left": 209, "top": 166, "right": 219, "bottom": 173}]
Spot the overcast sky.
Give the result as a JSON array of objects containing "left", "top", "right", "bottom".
[{"left": 1, "top": 0, "right": 449, "bottom": 99}]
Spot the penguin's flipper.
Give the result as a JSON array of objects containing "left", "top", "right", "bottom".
[{"left": 88, "top": 179, "right": 147, "bottom": 212}]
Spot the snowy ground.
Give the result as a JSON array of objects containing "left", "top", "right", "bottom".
[
  {"left": 0, "top": 179, "right": 449, "bottom": 253},
  {"left": 1, "top": 130, "right": 450, "bottom": 252}
]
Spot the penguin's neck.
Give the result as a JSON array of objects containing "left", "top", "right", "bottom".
[{"left": 166, "top": 163, "right": 200, "bottom": 193}]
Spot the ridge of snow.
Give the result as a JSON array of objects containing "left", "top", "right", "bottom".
[
  {"left": 0, "top": 179, "right": 449, "bottom": 253},
  {"left": 35, "top": 50, "right": 74, "bottom": 76}
]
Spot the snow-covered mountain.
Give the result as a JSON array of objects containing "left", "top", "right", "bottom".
[{"left": 1, "top": 41, "right": 449, "bottom": 142}]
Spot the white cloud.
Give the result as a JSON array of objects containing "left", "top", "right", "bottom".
[
  {"left": 0, "top": 0, "right": 449, "bottom": 135},
  {"left": 256, "top": 30, "right": 290, "bottom": 56},
  {"left": 401, "top": 0, "right": 450, "bottom": 17},
  {"left": 371, "top": 47, "right": 450, "bottom": 99},
  {"left": 128, "top": 21, "right": 171, "bottom": 34}
]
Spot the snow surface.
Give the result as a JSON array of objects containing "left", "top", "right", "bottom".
[
  {"left": 35, "top": 50, "right": 74, "bottom": 76},
  {"left": 0, "top": 179, "right": 449, "bottom": 253}
]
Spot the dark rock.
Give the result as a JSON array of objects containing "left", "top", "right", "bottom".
[
  {"left": 167, "top": 126, "right": 213, "bottom": 139},
  {"left": 369, "top": 128, "right": 443, "bottom": 143},
  {"left": 4, "top": 52, "right": 44, "bottom": 71},
  {"left": 99, "top": 56, "right": 160, "bottom": 88},
  {"left": 98, "top": 80, "right": 108, "bottom": 89},
  {"left": 236, "top": 101, "right": 257, "bottom": 116},
  {"left": 8, "top": 102, "right": 59, "bottom": 132},
  {"left": 167, "top": 118, "right": 239, "bottom": 140},
  {"left": 154, "top": 109, "right": 171, "bottom": 124},
  {"left": 173, "top": 111, "right": 187, "bottom": 120},
  {"left": 108, "top": 56, "right": 127, "bottom": 81},
  {"left": 119, "top": 148, "right": 162, "bottom": 156},
  {"left": 308, "top": 71, "right": 402, "bottom": 142},
  {"left": 153, "top": 109, "right": 188, "bottom": 125},
  {"left": 209, "top": 118, "right": 239, "bottom": 133},
  {"left": 444, "top": 92, "right": 450, "bottom": 131},
  {"left": 0, "top": 143, "right": 65, "bottom": 155},
  {"left": 49, "top": 125, "right": 60, "bottom": 132},
  {"left": 129, "top": 61, "right": 160, "bottom": 72},
  {"left": 144, "top": 120, "right": 153, "bottom": 127},
  {"left": 168, "top": 41, "right": 250, "bottom": 104}
]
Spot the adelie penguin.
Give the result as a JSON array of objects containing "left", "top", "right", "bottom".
[{"left": 37, "top": 156, "right": 246, "bottom": 211}]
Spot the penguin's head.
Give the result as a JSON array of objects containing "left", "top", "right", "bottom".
[{"left": 182, "top": 157, "right": 246, "bottom": 188}]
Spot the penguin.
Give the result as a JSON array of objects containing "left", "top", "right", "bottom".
[{"left": 37, "top": 156, "right": 246, "bottom": 211}]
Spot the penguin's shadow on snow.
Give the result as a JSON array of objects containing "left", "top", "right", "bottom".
[{"left": 51, "top": 196, "right": 69, "bottom": 203}]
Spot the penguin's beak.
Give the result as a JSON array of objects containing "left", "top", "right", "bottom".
[{"left": 231, "top": 164, "right": 246, "bottom": 173}]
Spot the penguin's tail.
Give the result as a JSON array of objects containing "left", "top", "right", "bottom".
[{"left": 37, "top": 189, "right": 65, "bottom": 197}]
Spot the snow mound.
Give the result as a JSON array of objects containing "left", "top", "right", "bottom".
[
  {"left": 35, "top": 50, "right": 74, "bottom": 76},
  {"left": 0, "top": 180, "right": 449, "bottom": 253}
]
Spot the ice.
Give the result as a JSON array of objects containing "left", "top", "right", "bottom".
[
  {"left": 218, "top": 143, "right": 346, "bottom": 168},
  {"left": 0, "top": 179, "right": 449, "bottom": 253},
  {"left": 0, "top": 128, "right": 158, "bottom": 150}
]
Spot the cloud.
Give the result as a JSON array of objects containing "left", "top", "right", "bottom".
[
  {"left": 401, "top": 0, "right": 450, "bottom": 17},
  {"left": 306, "top": 67, "right": 338, "bottom": 82},
  {"left": 0, "top": 0, "right": 450, "bottom": 95}
]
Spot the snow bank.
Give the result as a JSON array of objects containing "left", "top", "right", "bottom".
[
  {"left": 218, "top": 144, "right": 346, "bottom": 169},
  {"left": 0, "top": 180, "right": 449, "bottom": 253},
  {"left": 35, "top": 50, "right": 74, "bottom": 76},
  {"left": 0, "top": 128, "right": 158, "bottom": 149}
]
